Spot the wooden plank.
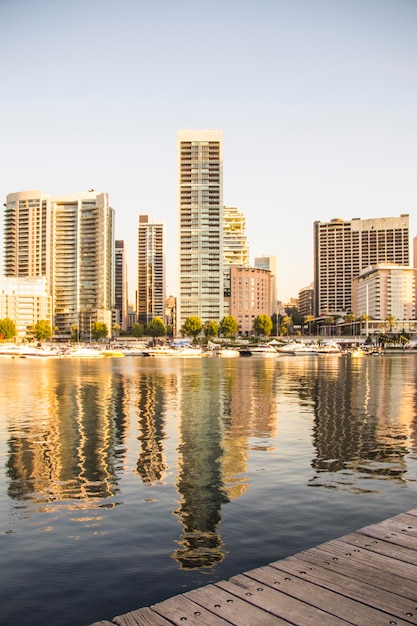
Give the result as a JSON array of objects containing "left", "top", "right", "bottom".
[
  {"left": 87, "top": 509, "right": 417, "bottom": 626},
  {"left": 150, "top": 594, "right": 233, "bottom": 625},
  {"left": 185, "top": 583, "right": 289, "bottom": 625},
  {"left": 114, "top": 606, "right": 173, "bottom": 625},
  {"left": 217, "top": 574, "right": 351, "bottom": 625},
  {"left": 243, "top": 563, "right": 413, "bottom": 626},
  {"left": 268, "top": 553, "right": 417, "bottom": 624},
  {"left": 292, "top": 544, "right": 417, "bottom": 602},
  {"left": 339, "top": 531, "right": 417, "bottom": 566},
  {"left": 358, "top": 520, "right": 417, "bottom": 549}
]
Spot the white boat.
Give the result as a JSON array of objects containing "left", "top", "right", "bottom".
[
  {"left": 241, "top": 344, "right": 278, "bottom": 358},
  {"left": 62, "top": 346, "right": 103, "bottom": 358},
  {"left": 216, "top": 348, "right": 240, "bottom": 358},
  {"left": 0, "top": 344, "right": 62, "bottom": 358},
  {"left": 143, "top": 346, "right": 177, "bottom": 357},
  {"left": 173, "top": 346, "right": 203, "bottom": 357},
  {"left": 277, "top": 341, "right": 318, "bottom": 355},
  {"left": 317, "top": 341, "right": 341, "bottom": 355}
]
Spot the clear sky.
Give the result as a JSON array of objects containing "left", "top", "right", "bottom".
[{"left": 1, "top": 0, "right": 416, "bottom": 304}]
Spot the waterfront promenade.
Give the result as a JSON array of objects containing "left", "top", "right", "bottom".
[{"left": 90, "top": 508, "right": 417, "bottom": 625}]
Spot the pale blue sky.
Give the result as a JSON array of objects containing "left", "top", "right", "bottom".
[{"left": 1, "top": 0, "right": 416, "bottom": 303}]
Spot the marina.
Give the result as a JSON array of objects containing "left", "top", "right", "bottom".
[
  {"left": 1, "top": 354, "right": 417, "bottom": 626},
  {"left": 91, "top": 508, "right": 417, "bottom": 626}
]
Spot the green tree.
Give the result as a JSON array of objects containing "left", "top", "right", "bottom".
[
  {"left": 71, "top": 325, "right": 79, "bottom": 342},
  {"left": 0, "top": 318, "right": 17, "bottom": 341},
  {"left": 182, "top": 316, "right": 202, "bottom": 341},
  {"left": 203, "top": 320, "right": 219, "bottom": 338},
  {"left": 131, "top": 322, "right": 144, "bottom": 337},
  {"left": 253, "top": 314, "right": 273, "bottom": 337},
  {"left": 344, "top": 314, "right": 356, "bottom": 336},
  {"left": 112, "top": 323, "right": 121, "bottom": 339},
  {"left": 146, "top": 317, "right": 166, "bottom": 343},
  {"left": 304, "top": 315, "right": 315, "bottom": 336},
  {"left": 283, "top": 315, "right": 293, "bottom": 335},
  {"left": 386, "top": 314, "right": 396, "bottom": 333},
  {"left": 91, "top": 321, "right": 108, "bottom": 341},
  {"left": 220, "top": 315, "right": 238, "bottom": 338},
  {"left": 34, "top": 319, "right": 52, "bottom": 341}
]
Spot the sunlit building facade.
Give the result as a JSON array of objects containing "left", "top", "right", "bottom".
[
  {"left": 229, "top": 265, "right": 272, "bottom": 336},
  {"left": 178, "top": 130, "right": 223, "bottom": 327},
  {"left": 137, "top": 215, "right": 166, "bottom": 325},
  {"left": 0, "top": 276, "right": 52, "bottom": 338},
  {"left": 254, "top": 255, "right": 278, "bottom": 315},
  {"left": 4, "top": 189, "right": 115, "bottom": 337},
  {"left": 314, "top": 215, "right": 410, "bottom": 316},
  {"left": 352, "top": 264, "right": 415, "bottom": 322},
  {"left": 223, "top": 205, "right": 249, "bottom": 316},
  {"left": 115, "top": 240, "right": 128, "bottom": 332}
]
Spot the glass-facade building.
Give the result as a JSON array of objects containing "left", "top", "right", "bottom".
[{"left": 178, "top": 130, "right": 223, "bottom": 327}]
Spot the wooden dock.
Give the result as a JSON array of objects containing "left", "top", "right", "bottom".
[{"left": 90, "top": 508, "right": 417, "bottom": 626}]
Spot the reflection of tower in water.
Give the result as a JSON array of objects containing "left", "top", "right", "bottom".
[
  {"left": 309, "top": 357, "right": 410, "bottom": 485},
  {"left": 173, "top": 363, "right": 229, "bottom": 569},
  {"left": 221, "top": 360, "right": 278, "bottom": 499},
  {"left": 135, "top": 373, "right": 169, "bottom": 484},
  {"left": 6, "top": 361, "right": 129, "bottom": 504}
]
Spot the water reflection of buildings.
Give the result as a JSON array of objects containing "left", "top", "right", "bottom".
[
  {"left": 173, "top": 362, "right": 229, "bottom": 569},
  {"left": 6, "top": 361, "right": 130, "bottom": 504},
  {"left": 279, "top": 356, "right": 415, "bottom": 488},
  {"left": 172, "top": 359, "right": 278, "bottom": 569},
  {"left": 135, "top": 373, "right": 170, "bottom": 484}
]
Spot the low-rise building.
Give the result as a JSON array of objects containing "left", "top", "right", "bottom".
[{"left": 0, "top": 276, "right": 52, "bottom": 339}]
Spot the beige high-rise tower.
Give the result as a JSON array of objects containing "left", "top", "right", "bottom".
[
  {"left": 137, "top": 215, "right": 166, "bottom": 325},
  {"left": 4, "top": 189, "right": 115, "bottom": 337},
  {"left": 314, "top": 215, "right": 410, "bottom": 317},
  {"left": 178, "top": 130, "right": 224, "bottom": 327}
]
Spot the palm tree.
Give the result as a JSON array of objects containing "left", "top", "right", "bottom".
[
  {"left": 344, "top": 314, "right": 356, "bottom": 336},
  {"left": 386, "top": 314, "right": 396, "bottom": 333},
  {"left": 304, "top": 315, "right": 315, "bottom": 336}
]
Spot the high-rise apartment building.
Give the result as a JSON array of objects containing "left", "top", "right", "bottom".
[
  {"left": 4, "top": 189, "right": 115, "bottom": 336},
  {"left": 254, "top": 255, "right": 278, "bottom": 315},
  {"left": 314, "top": 216, "right": 410, "bottom": 316},
  {"left": 352, "top": 264, "right": 415, "bottom": 322},
  {"left": 178, "top": 130, "right": 223, "bottom": 327},
  {"left": 137, "top": 215, "right": 166, "bottom": 325},
  {"left": 4, "top": 190, "right": 50, "bottom": 278},
  {"left": 115, "top": 240, "right": 128, "bottom": 332},
  {"left": 298, "top": 283, "right": 314, "bottom": 317}
]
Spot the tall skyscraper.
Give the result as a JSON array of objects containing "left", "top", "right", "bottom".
[
  {"left": 4, "top": 190, "right": 50, "bottom": 278},
  {"left": 115, "top": 240, "right": 128, "bottom": 332},
  {"left": 178, "top": 130, "right": 223, "bottom": 327},
  {"left": 254, "top": 255, "right": 278, "bottom": 315},
  {"left": 314, "top": 215, "right": 410, "bottom": 317},
  {"left": 4, "top": 189, "right": 115, "bottom": 336},
  {"left": 137, "top": 215, "right": 166, "bottom": 325}
]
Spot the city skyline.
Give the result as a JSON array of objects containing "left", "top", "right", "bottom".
[{"left": 1, "top": 0, "right": 416, "bottom": 303}]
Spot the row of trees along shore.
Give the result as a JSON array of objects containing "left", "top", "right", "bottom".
[{"left": 0, "top": 309, "right": 405, "bottom": 343}]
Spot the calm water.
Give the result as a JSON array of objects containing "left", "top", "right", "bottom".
[{"left": 1, "top": 354, "right": 417, "bottom": 625}]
